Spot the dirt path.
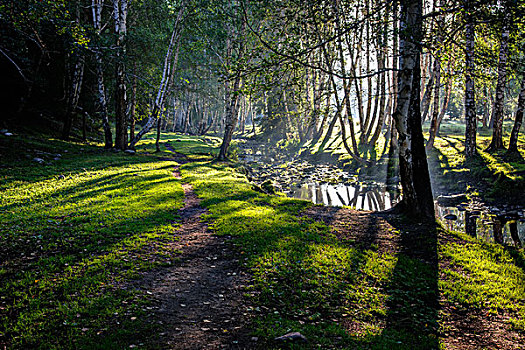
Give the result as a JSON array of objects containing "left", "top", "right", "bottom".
[{"left": 136, "top": 159, "right": 257, "bottom": 349}]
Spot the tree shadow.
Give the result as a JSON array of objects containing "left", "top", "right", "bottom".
[{"left": 374, "top": 215, "right": 440, "bottom": 349}]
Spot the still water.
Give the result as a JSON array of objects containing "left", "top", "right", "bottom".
[
  {"left": 288, "top": 181, "right": 525, "bottom": 246},
  {"left": 289, "top": 182, "right": 399, "bottom": 211},
  {"left": 239, "top": 148, "right": 524, "bottom": 247}
]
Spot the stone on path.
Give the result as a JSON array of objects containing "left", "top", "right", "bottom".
[{"left": 274, "top": 331, "right": 307, "bottom": 342}]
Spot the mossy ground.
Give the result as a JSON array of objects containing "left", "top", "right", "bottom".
[{"left": 1, "top": 132, "right": 524, "bottom": 349}]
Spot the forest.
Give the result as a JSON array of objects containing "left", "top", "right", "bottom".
[{"left": 1, "top": 0, "right": 525, "bottom": 349}]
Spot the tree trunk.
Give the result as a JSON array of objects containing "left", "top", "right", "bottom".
[
  {"left": 420, "top": 62, "right": 434, "bottom": 123},
  {"left": 427, "top": 65, "right": 452, "bottom": 149},
  {"left": 129, "top": 2, "right": 185, "bottom": 148},
  {"left": 487, "top": 6, "right": 510, "bottom": 152},
  {"left": 464, "top": 0, "right": 477, "bottom": 158},
  {"left": 61, "top": 52, "right": 85, "bottom": 141},
  {"left": 113, "top": 0, "right": 128, "bottom": 150},
  {"left": 92, "top": 0, "right": 112, "bottom": 148},
  {"left": 393, "top": 0, "right": 434, "bottom": 220},
  {"left": 155, "top": 111, "right": 162, "bottom": 152},
  {"left": 129, "top": 62, "right": 137, "bottom": 141},
  {"left": 507, "top": 76, "right": 525, "bottom": 154},
  {"left": 218, "top": 4, "right": 246, "bottom": 160}
]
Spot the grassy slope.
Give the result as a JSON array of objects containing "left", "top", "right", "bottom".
[
  {"left": 1, "top": 132, "right": 524, "bottom": 349},
  {"left": 0, "top": 135, "right": 185, "bottom": 348}
]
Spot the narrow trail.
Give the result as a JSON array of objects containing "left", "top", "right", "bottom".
[{"left": 137, "top": 153, "right": 256, "bottom": 349}]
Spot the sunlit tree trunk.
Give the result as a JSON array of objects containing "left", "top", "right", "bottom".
[
  {"left": 218, "top": 2, "right": 246, "bottom": 160},
  {"left": 389, "top": 0, "right": 399, "bottom": 153},
  {"left": 464, "top": 0, "right": 477, "bottom": 158},
  {"left": 393, "top": 0, "right": 434, "bottom": 220},
  {"left": 507, "top": 76, "right": 525, "bottom": 154},
  {"left": 420, "top": 60, "right": 434, "bottom": 123},
  {"left": 91, "top": 0, "right": 113, "bottom": 148},
  {"left": 334, "top": 0, "right": 361, "bottom": 160},
  {"left": 113, "top": 0, "right": 128, "bottom": 150},
  {"left": 487, "top": 5, "right": 510, "bottom": 152},
  {"left": 129, "top": 3, "right": 185, "bottom": 148},
  {"left": 427, "top": 63, "right": 452, "bottom": 149}
]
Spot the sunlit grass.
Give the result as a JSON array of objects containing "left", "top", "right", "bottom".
[
  {"left": 0, "top": 134, "right": 184, "bottom": 348},
  {"left": 2, "top": 131, "right": 524, "bottom": 349},
  {"left": 440, "top": 237, "right": 525, "bottom": 314}
]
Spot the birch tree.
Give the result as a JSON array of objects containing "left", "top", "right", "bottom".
[
  {"left": 393, "top": 0, "right": 434, "bottom": 219},
  {"left": 113, "top": 0, "right": 128, "bottom": 150},
  {"left": 129, "top": 2, "right": 186, "bottom": 149},
  {"left": 464, "top": 0, "right": 477, "bottom": 158},
  {"left": 507, "top": 76, "right": 525, "bottom": 154},
  {"left": 218, "top": 1, "right": 247, "bottom": 160},
  {"left": 487, "top": 1, "right": 511, "bottom": 152},
  {"left": 92, "top": 0, "right": 113, "bottom": 148}
]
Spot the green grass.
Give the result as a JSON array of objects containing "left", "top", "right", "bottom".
[
  {"left": 2, "top": 131, "right": 524, "bottom": 349},
  {"left": 424, "top": 120, "right": 525, "bottom": 200},
  {"left": 181, "top": 156, "right": 441, "bottom": 348},
  {"left": 439, "top": 231, "right": 525, "bottom": 330},
  {"left": 0, "top": 135, "right": 184, "bottom": 349}
]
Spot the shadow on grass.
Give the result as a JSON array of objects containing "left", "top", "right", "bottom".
[
  {"left": 179, "top": 157, "right": 441, "bottom": 349},
  {"left": 0, "top": 139, "right": 187, "bottom": 348},
  {"left": 377, "top": 216, "right": 439, "bottom": 349}
]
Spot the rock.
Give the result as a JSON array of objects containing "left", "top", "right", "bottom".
[
  {"left": 275, "top": 332, "right": 307, "bottom": 343},
  {"left": 33, "top": 157, "right": 44, "bottom": 164},
  {"left": 443, "top": 214, "right": 458, "bottom": 221},
  {"left": 261, "top": 180, "right": 276, "bottom": 194},
  {"left": 124, "top": 149, "right": 136, "bottom": 155},
  {"left": 437, "top": 194, "right": 468, "bottom": 207}
]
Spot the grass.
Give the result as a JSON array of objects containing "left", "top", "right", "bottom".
[
  {"left": 1, "top": 131, "right": 524, "bottom": 349},
  {"left": 440, "top": 231, "right": 525, "bottom": 326},
  {"left": 424, "top": 120, "right": 525, "bottom": 200},
  {"left": 0, "top": 135, "right": 184, "bottom": 349}
]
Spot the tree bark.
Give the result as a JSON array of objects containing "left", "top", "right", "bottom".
[
  {"left": 113, "top": 0, "right": 128, "bottom": 150},
  {"left": 129, "top": 62, "right": 137, "bottom": 141},
  {"left": 393, "top": 0, "right": 434, "bottom": 220},
  {"left": 91, "top": 0, "right": 112, "bottom": 148},
  {"left": 464, "top": 0, "right": 477, "bottom": 158},
  {"left": 487, "top": 4, "right": 510, "bottom": 152},
  {"left": 507, "top": 76, "right": 525, "bottom": 154},
  {"left": 129, "top": 2, "right": 185, "bottom": 148},
  {"left": 427, "top": 64, "right": 452, "bottom": 149},
  {"left": 218, "top": 2, "right": 247, "bottom": 160}
]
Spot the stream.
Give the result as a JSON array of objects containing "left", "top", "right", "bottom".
[{"left": 238, "top": 142, "right": 525, "bottom": 247}]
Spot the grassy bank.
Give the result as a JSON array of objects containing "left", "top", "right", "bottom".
[{"left": 1, "top": 132, "right": 524, "bottom": 349}]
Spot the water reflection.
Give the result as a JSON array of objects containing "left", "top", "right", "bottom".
[
  {"left": 289, "top": 182, "right": 400, "bottom": 211},
  {"left": 436, "top": 204, "right": 525, "bottom": 247},
  {"left": 239, "top": 145, "right": 524, "bottom": 247}
]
